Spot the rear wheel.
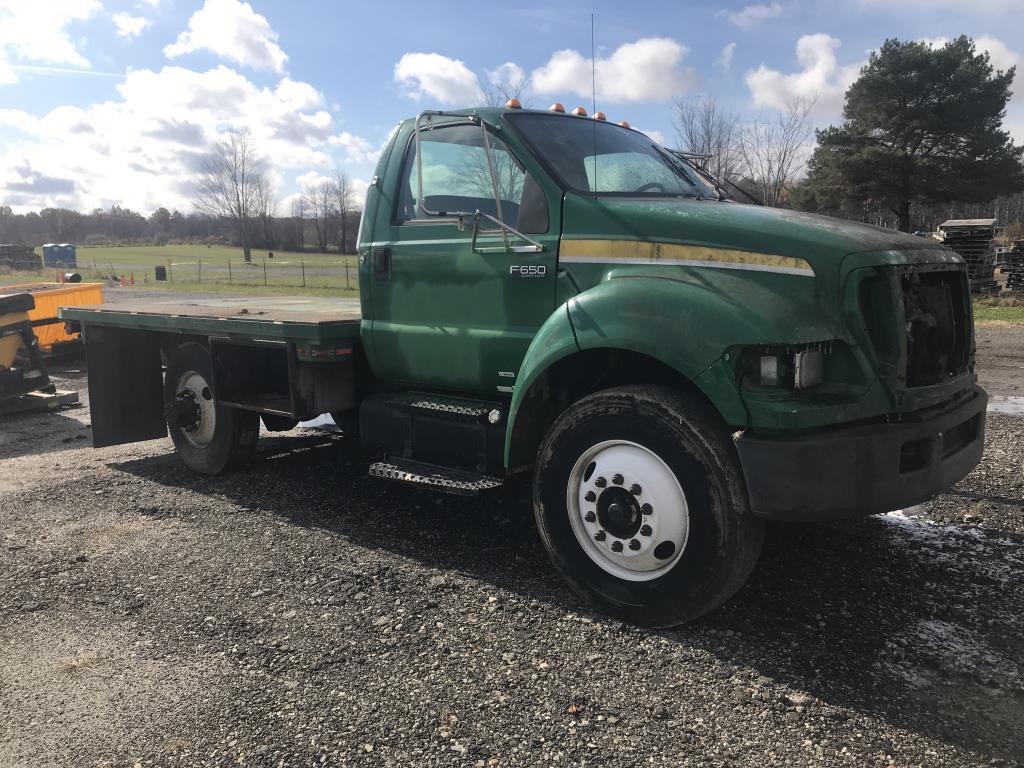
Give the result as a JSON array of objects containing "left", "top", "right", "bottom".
[
  {"left": 164, "top": 342, "right": 259, "bottom": 475},
  {"left": 533, "top": 385, "right": 763, "bottom": 627}
]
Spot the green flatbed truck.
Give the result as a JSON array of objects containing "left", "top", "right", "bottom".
[{"left": 61, "top": 104, "right": 987, "bottom": 626}]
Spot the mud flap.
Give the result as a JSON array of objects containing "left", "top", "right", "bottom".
[{"left": 84, "top": 324, "right": 166, "bottom": 448}]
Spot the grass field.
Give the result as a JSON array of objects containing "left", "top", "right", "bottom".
[
  {"left": 0, "top": 244, "right": 360, "bottom": 297},
  {"left": 973, "top": 302, "right": 1024, "bottom": 324}
]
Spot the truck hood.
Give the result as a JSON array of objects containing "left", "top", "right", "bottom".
[{"left": 561, "top": 194, "right": 955, "bottom": 275}]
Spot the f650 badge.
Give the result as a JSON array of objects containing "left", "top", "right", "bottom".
[{"left": 510, "top": 265, "right": 547, "bottom": 278}]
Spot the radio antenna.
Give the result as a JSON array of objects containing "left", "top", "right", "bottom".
[{"left": 591, "top": 12, "right": 598, "bottom": 198}]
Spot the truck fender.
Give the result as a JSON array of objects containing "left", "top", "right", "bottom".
[
  {"left": 504, "top": 276, "right": 759, "bottom": 468},
  {"left": 504, "top": 303, "right": 580, "bottom": 467}
]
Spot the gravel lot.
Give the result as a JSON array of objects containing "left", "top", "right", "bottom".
[{"left": 0, "top": 324, "right": 1022, "bottom": 767}]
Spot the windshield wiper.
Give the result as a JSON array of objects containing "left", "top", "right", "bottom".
[{"left": 652, "top": 146, "right": 708, "bottom": 199}]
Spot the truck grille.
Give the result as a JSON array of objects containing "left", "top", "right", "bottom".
[
  {"left": 901, "top": 270, "right": 969, "bottom": 387},
  {"left": 859, "top": 268, "right": 970, "bottom": 389}
]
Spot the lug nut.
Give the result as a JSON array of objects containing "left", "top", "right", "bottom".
[
  {"left": 585, "top": 490, "right": 597, "bottom": 502},
  {"left": 629, "top": 484, "right": 642, "bottom": 496},
  {"left": 594, "top": 530, "right": 606, "bottom": 541},
  {"left": 612, "top": 473, "right": 624, "bottom": 485},
  {"left": 595, "top": 476, "right": 607, "bottom": 488},
  {"left": 629, "top": 539, "right": 641, "bottom": 550},
  {"left": 641, "top": 503, "right": 653, "bottom": 515},
  {"left": 584, "top": 511, "right": 596, "bottom": 523},
  {"left": 611, "top": 540, "right": 623, "bottom": 552},
  {"left": 640, "top": 524, "right": 652, "bottom": 536}
]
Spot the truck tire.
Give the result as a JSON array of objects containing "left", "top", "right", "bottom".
[
  {"left": 533, "top": 385, "right": 763, "bottom": 627},
  {"left": 164, "top": 342, "right": 259, "bottom": 475}
]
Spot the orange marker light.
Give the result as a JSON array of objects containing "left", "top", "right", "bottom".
[
  {"left": 549, "top": 102, "right": 565, "bottom": 113},
  {"left": 571, "top": 106, "right": 588, "bottom": 117},
  {"left": 618, "top": 120, "right": 631, "bottom": 129},
  {"left": 505, "top": 98, "right": 522, "bottom": 109},
  {"left": 593, "top": 111, "right": 607, "bottom": 121}
]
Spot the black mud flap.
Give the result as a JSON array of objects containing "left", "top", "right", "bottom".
[{"left": 84, "top": 325, "right": 166, "bottom": 448}]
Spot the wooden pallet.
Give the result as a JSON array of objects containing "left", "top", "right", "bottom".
[{"left": 0, "top": 387, "right": 79, "bottom": 415}]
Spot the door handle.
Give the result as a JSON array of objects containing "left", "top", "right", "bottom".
[{"left": 373, "top": 247, "right": 391, "bottom": 280}]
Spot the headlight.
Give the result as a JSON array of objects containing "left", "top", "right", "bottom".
[{"left": 748, "top": 344, "right": 827, "bottom": 390}]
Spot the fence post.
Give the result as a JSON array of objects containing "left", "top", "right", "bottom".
[
  {"left": 228, "top": 259, "right": 232, "bottom": 283},
  {"left": 263, "top": 260, "right": 268, "bottom": 286},
  {"left": 168, "top": 259, "right": 173, "bottom": 282},
  {"left": 198, "top": 259, "right": 202, "bottom": 284},
  {"left": 346, "top": 259, "right": 350, "bottom": 290},
  {"left": 301, "top": 258, "right": 306, "bottom": 288}
]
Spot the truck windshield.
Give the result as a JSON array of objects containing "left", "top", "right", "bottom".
[{"left": 508, "top": 113, "right": 702, "bottom": 198}]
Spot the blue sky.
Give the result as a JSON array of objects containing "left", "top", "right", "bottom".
[{"left": 1, "top": 0, "right": 1022, "bottom": 215}]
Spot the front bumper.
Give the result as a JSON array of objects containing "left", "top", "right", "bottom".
[{"left": 735, "top": 386, "right": 987, "bottom": 521}]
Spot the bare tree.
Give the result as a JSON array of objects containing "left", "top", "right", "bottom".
[
  {"left": 673, "top": 96, "right": 741, "bottom": 183},
  {"left": 254, "top": 174, "right": 277, "bottom": 249},
  {"left": 305, "top": 179, "right": 335, "bottom": 253},
  {"left": 195, "top": 128, "right": 265, "bottom": 260},
  {"left": 333, "top": 169, "right": 355, "bottom": 254},
  {"left": 482, "top": 64, "right": 532, "bottom": 108},
  {"left": 290, "top": 196, "right": 306, "bottom": 251},
  {"left": 736, "top": 97, "right": 816, "bottom": 208}
]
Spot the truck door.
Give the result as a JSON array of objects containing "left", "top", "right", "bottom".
[{"left": 367, "top": 120, "right": 559, "bottom": 397}]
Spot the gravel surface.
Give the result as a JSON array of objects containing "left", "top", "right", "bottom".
[{"left": 0, "top": 327, "right": 1022, "bottom": 767}]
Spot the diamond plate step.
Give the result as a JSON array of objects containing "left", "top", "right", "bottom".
[
  {"left": 369, "top": 458, "right": 503, "bottom": 496},
  {"left": 404, "top": 394, "right": 498, "bottom": 423}
]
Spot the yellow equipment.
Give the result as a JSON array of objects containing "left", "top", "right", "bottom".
[
  {"left": 2, "top": 282, "right": 104, "bottom": 352},
  {"left": 0, "top": 292, "right": 48, "bottom": 400}
]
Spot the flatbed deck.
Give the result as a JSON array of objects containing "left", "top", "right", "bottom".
[{"left": 59, "top": 296, "right": 362, "bottom": 343}]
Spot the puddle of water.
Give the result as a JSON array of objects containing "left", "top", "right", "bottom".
[{"left": 987, "top": 395, "right": 1024, "bottom": 415}]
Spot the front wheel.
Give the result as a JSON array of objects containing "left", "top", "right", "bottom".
[{"left": 533, "top": 385, "right": 763, "bottom": 627}]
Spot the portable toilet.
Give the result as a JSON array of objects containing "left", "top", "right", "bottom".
[
  {"left": 57, "top": 244, "right": 77, "bottom": 268},
  {"left": 41, "top": 244, "right": 57, "bottom": 266},
  {"left": 42, "top": 244, "right": 76, "bottom": 268}
]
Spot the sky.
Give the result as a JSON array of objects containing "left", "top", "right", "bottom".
[{"left": 0, "top": 0, "right": 1022, "bottom": 216}]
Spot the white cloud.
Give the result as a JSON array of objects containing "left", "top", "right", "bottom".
[
  {"left": 531, "top": 37, "right": 698, "bottom": 103},
  {"left": 113, "top": 13, "right": 151, "bottom": 39},
  {"left": 329, "top": 131, "right": 379, "bottom": 164},
  {"left": 164, "top": 0, "right": 287, "bottom": 74},
  {"left": 394, "top": 52, "right": 483, "bottom": 105},
  {"left": 0, "top": 0, "right": 101, "bottom": 84},
  {"left": 488, "top": 62, "right": 526, "bottom": 89},
  {"left": 745, "top": 34, "right": 863, "bottom": 115},
  {"left": 719, "top": 3, "right": 786, "bottom": 29},
  {"left": 715, "top": 42, "right": 737, "bottom": 71},
  {"left": 0, "top": 65, "right": 375, "bottom": 213}
]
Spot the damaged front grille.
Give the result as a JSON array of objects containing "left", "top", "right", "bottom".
[
  {"left": 901, "top": 270, "right": 969, "bottom": 387},
  {"left": 859, "top": 267, "right": 970, "bottom": 389}
]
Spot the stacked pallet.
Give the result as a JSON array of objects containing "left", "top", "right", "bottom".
[
  {"left": 1007, "top": 238, "right": 1024, "bottom": 292},
  {"left": 934, "top": 219, "right": 999, "bottom": 294},
  {"left": 0, "top": 244, "right": 41, "bottom": 271}
]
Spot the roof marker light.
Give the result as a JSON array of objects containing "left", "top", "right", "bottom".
[
  {"left": 593, "top": 111, "right": 607, "bottom": 121},
  {"left": 505, "top": 98, "right": 522, "bottom": 109},
  {"left": 549, "top": 102, "right": 565, "bottom": 113},
  {"left": 571, "top": 106, "right": 588, "bottom": 117},
  {"left": 618, "top": 120, "right": 631, "bottom": 129}
]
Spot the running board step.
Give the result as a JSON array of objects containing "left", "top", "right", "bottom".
[{"left": 369, "top": 459, "right": 503, "bottom": 496}]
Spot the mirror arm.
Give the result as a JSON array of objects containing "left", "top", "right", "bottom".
[{"left": 471, "top": 211, "right": 544, "bottom": 254}]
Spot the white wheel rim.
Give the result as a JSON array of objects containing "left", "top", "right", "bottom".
[
  {"left": 176, "top": 370, "right": 216, "bottom": 448},
  {"left": 567, "top": 440, "right": 689, "bottom": 582}
]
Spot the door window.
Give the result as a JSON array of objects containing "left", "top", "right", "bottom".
[{"left": 397, "top": 124, "right": 526, "bottom": 226}]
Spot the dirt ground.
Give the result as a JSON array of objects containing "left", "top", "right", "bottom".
[{"left": 0, "top": 323, "right": 1022, "bottom": 767}]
